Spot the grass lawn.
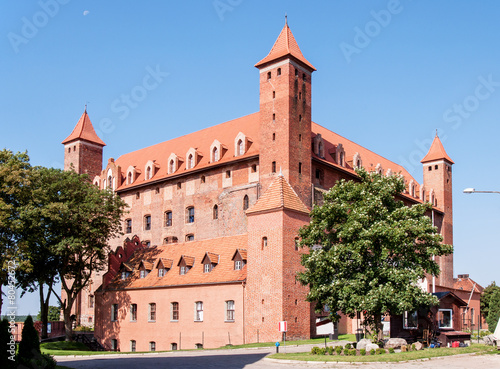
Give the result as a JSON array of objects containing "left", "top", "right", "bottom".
[
  {"left": 269, "top": 344, "right": 497, "bottom": 362},
  {"left": 42, "top": 335, "right": 356, "bottom": 356}
]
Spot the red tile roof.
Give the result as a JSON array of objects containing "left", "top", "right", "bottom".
[
  {"left": 255, "top": 23, "right": 316, "bottom": 71},
  {"left": 246, "top": 175, "right": 310, "bottom": 215},
  {"left": 105, "top": 235, "right": 247, "bottom": 290},
  {"left": 114, "top": 113, "right": 260, "bottom": 191},
  {"left": 421, "top": 134, "right": 454, "bottom": 164},
  {"left": 453, "top": 277, "right": 484, "bottom": 293},
  {"left": 62, "top": 110, "right": 106, "bottom": 146},
  {"left": 157, "top": 258, "right": 173, "bottom": 269},
  {"left": 311, "top": 122, "right": 421, "bottom": 193}
]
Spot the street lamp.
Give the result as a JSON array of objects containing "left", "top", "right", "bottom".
[{"left": 463, "top": 188, "right": 500, "bottom": 194}]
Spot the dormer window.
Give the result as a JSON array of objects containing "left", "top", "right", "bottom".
[
  {"left": 178, "top": 255, "right": 194, "bottom": 275},
  {"left": 169, "top": 159, "right": 175, "bottom": 173},
  {"left": 188, "top": 154, "right": 194, "bottom": 169},
  {"left": 140, "top": 270, "right": 148, "bottom": 279},
  {"left": 202, "top": 252, "right": 219, "bottom": 273},
  {"left": 213, "top": 147, "right": 219, "bottom": 161},
  {"left": 121, "top": 271, "right": 130, "bottom": 280},
  {"left": 353, "top": 152, "right": 362, "bottom": 168},
  {"left": 232, "top": 249, "right": 247, "bottom": 270},
  {"left": 128, "top": 172, "right": 132, "bottom": 184},
  {"left": 157, "top": 258, "right": 172, "bottom": 277}
]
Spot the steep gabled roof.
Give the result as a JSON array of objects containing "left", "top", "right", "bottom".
[
  {"left": 178, "top": 255, "right": 195, "bottom": 267},
  {"left": 156, "top": 258, "right": 173, "bottom": 269},
  {"left": 232, "top": 249, "right": 247, "bottom": 261},
  {"left": 202, "top": 252, "right": 219, "bottom": 264},
  {"left": 255, "top": 23, "right": 315, "bottom": 71},
  {"left": 421, "top": 134, "right": 454, "bottom": 164},
  {"left": 62, "top": 110, "right": 106, "bottom": 146},
  {"left": 105, "top": 235, "right": 247, "bottom": 289},
  {"left": 246, "top": 174, "right": 310, "bottom": 215}
]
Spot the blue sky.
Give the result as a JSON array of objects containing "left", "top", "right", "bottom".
[{"left": 1, "top": 1, "right": 499, "bottom": 316}]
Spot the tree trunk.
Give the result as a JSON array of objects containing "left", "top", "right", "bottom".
[
  {"left": 39, "top": 286, "right": 48, "bottom": 339},
  {"left": 63, "top": 305, "right": 73, "bottom": 341},
  {"left": 0, "top": 284, "right": 3, "bottom": 316},
  {"left": 374, "top": 314, "right": 384, "bottom": 342}
]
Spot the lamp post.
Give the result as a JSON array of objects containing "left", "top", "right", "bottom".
[{"left": 463, "top": 188, "right": 500, "bottom": 195}]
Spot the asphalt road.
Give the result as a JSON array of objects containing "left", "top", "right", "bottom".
[{"left": 55, "top": 345, "right": 500, "bottom": 369}]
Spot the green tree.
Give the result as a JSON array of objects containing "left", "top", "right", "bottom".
[
  {"left": 18, "top": 315, "right": 40, "bottom": 361},
  {"left": 0, "top": 318, "right": 16, "bottom": 369},
  {"left": 25, "top": 168, "right": 127, "bottom": 340},
  {"left": 486, "top": 289, "right": 500, "bottom": 333},
  {"left": 298, "top": 169, "right": 453, "bottom": 339},
  {"left": 36, "top": 306, "right": 61, "bottom": 322},
  {"left": 0, "top": 149, "right": 30, "bottom": 314},
  {"left": 481, "top": 282, "right": 499, "bottom": 322}
]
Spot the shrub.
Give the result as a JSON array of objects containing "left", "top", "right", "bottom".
[
  {"left": 24, "top": 353, "right": 57, "bottom": 369},
  {"left": 388, "top": 347, "right": 395, "bottom": 354},
  {"left": 344, "top": 343, "right": 352, "bottom": 349},
  {"left": 335, "top": 345, "right": 342, "bottom": 355},
  {"left": 311, "top": 346, "right": 321, "bottom": 355},
  {"left": 18, "top": 315, "right": 40, "bottom": 361},
  {"left": 327, "top": 346, "right": 334, "bottom": 355},
  {"left": 350, "top": 349, "right": 357, "bottom": 356},
  {"left": 319, "top": 347, "right": 327, "bottom": 355},
  {"left": 411, "top": 343, "right": 416, "bottom": 351},
  {"left": 360, "top": 348, "right": 366, "bottom": 356},
  {"left": 376, "top": 348, "right": 385, "bottom": 355},
  {"left": 369, "top": 348, "right": 375, "bottom": 355}
]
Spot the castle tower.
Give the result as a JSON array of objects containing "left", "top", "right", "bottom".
[
  {"left": 62, "top": 108, "right": 105, "bottom": 179},
  {"left": 421, "top": 134, "right": 454, "bottom": 287},
  {"left": 245, "top": 175, "right": 312, "bottom": 343},
  {"left": 255, "top": 22, "right": 316, "bottom": 207}
]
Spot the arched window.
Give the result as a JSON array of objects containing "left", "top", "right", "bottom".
[
  {"left": 213, "top": 204, "right": 218, "bottom": 220},
  {"left": 146, "top": 166, "right": 151, "bottom": 180},
  {"left": 128, "top": 172, "right": 132, "bottom": 184},
  {"left": 272, "top": 161, "right": 276, "bottom": 173},
  {"left": 212, "top": 147, "right": 219, "bottom": 162},
  {"left": 108, "top": 175, "right": 113, "bottom": 189},
  {"left": 243, "top": 195, "right": 249, "bottom": 210},
  {"left": 339, "top": 152, "right": 344, "bottom": 167},
  {"left": 262, "top": 237, "right": 267, "bottom": 250},
  {"left": 169, "top": 160, "right": 175, "bottom": 174},
  {"left": 187, "top": 154, "right": 194, "bottom": 169}
]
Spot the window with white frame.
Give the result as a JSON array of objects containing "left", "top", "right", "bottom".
[
  {"left": 130, "top": 340, "right": 136, "bottom": 352},
  {"left": 149, "top": 341, "right": 156, "bottom": 351},
  {"left": 438, "top": 309, "right": 453, "bottom": 329},
  {"left": 403, "top": 311, "right": 418, "bottom": 329},
  {"left": 212, "top": 146, "right": 219, "bottom": 162},
  {"left": 234, "top": 260, "right": 243, "bottom": 270},
  {"left": 226, "top": 300, "right": 235, "bottom": 321},
  {"left": 195, "top": 301, "right": 203, "bottom": 321}
]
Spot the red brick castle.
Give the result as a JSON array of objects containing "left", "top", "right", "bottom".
[{"left": 62, "top": 23, "right": 455, "bottom": 351}]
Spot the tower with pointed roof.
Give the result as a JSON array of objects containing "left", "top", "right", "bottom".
[
  {"left": 62, "top": 109, "right": 105, "bottom": 180},
  {"left": 255, "top": 21, "right": 315, "bottom": 208},
  {"left": 245, "top": 174, "right": 313, "bottom": 342},
  {"left": 421, "top": 134, "right": 454, "bottom": 288}
]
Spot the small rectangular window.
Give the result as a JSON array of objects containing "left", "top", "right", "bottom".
[
  {"left": 130, "top": 304, "right": 137, "bottom": 322},
  {"left": 403, "top": 311, "right": 418, "bottom": 329},
  {"left": 204, "top": 263, "right": 211, "bottom": 273},
  {"left": 144, "top": 215, "right": 151, "bottom": 230},
  {"left": 149, "top": 303, "right": 156, "bottom": 322},
  {"left": 272, "top": 161, "right": 276, "bottom": 173},
  {"left": 88, "top": 295, "right": 94, "bottom": 308},
  {"left": 150, "top": 341, "right": 156, "bottom": 351},
  {"left": 226, "top": 170, "right": 231, "bottom": 178},
  {"left": 298, "top": 162, "right": 302, "bottom": 174},
  {"left": 125, "top": 219, "right": 132, "bottom": 234},
  {"left": 130, "top": 340, "right": 136, "bottom": 352},
  {"left": 186, "top": 207, "right": 195, "bottom": 223},
  {"left": 195, "top": 301, "right": 203, "bottom": 321},
  {"left": 165, "top": 211, "right": 172, "bottom": 227},
  {"left": 111, "top": 339, "right": 117, "bottom": 351},
  {"left": 235, "top": 260, "right": 242, "bottom": 270},
  {"left": 438, "top": 309, "right": 453, "bottom": 329},
  {"left": 171, "top": 302, "right": 179, "bottom": 321},
  {"left": 226, "top": 300, "right": 235, "bottom": 321},
  {"left": 111, "top": 304, "right": 118, "bottom": 321}
]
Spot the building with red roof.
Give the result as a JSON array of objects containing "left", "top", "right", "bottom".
[{"left": 63, "top": 22, "right": 456, "bottom": 351}]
